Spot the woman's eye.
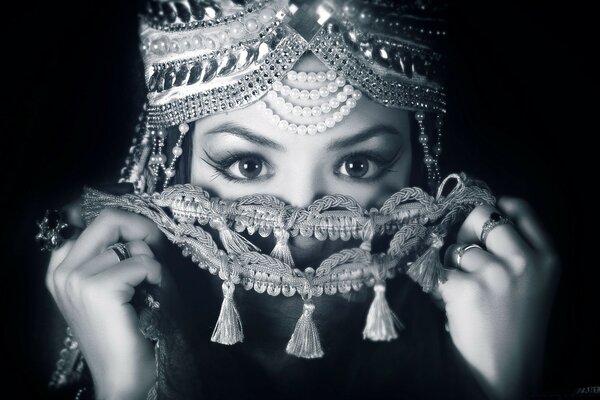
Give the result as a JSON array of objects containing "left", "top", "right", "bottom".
[
  {"left": 337, "top": 155, "right": 378, "bottom": 179},
  {"left": 228, "top": 157, "right": 268, "bottom": 180}
]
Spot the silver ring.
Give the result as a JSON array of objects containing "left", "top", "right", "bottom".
[
  {"left": 108, "top": 243, "right": 131, "bottom": 262},
  {"left": 480, "top": 212, "right": 513, "bottom": 244},
  {"left": 456, "top": 244, "right": 483, "bottom": 269}
]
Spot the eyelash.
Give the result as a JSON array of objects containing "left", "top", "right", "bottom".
[{"left": 201, "top": 149, "right": 400, "bottom": 184}]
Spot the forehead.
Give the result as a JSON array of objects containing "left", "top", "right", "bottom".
[{"left": 193, "top": 53, "right": 411, "bottom": 145}]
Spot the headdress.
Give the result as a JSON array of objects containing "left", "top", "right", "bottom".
[{"left": 82, "top": 0, "right": 494, "bottom": 371}]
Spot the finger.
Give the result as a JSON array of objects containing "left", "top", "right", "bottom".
[
  {"left": 497, "top": 197, "right": 555, "bottom": 254},
  {"left": 84, "top": 255, "right": 162, "bottom": 303},
  {"left": 76, "top": 240, "right": 155, "bottom": 279},
  {"left": 46, "top": 239, "right": 75, "bottom": 298},
  {"left": 59, "top": 209, "right": 162, "bottom": 276},
  {"left": 444, "top": 243, "right": 501, "bottom": 274},
  {"left": 434, "top": 268, "right": 470, "bottom": 304},
  {"left": 456, "top": 204, "right": 533, "bottom": 275}
]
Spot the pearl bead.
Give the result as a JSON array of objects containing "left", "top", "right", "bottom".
[
  {"left": 271, "top": 114, "right": 280, "bottom": 123},
  {"left": 272, "top": 80, "right": 283, "bottom": 91},
  {"left": 300, "top": 90, "right": 310, "bottom": 100},
  {"left": 424, "top": 156, "right": 434, "bottom": 165},
  {"left": 326, "top": 70, "right": 336, "bottom": 80},
  {"left": 316, "top": 71, "right": 327, "bottom": 82},
  {"left": 319, "top": 87, "right": 329, "bottom": 97},
  {"left": 275, "top": 97, "right": 285, "bottom": 106},
  {"left": 278, "top": 120, "right": 289, "bottom": 130},
  {"left": 297, "top": 125, "right": 307, "bottom": 135},
  {"left": 325, "top": 118, "right": 336, "bottom": 128},
  {"left": 287, "top": 124, "right": 298, "bottom": 133},
  {"left": 172, "top": 146, "right": 183, "bottom": 156},
  {"left": 340, "top": 105, "right": 350, "bottom": 115},
  {"left": 312, "top": 106, "right": 322, "bottom": 116},
  {"left": 335, "top": 76, "right": 345, "bottom": 87},
  {"left": 204, "top": 37, "right": 216, "bottom": 50},
  {"left": 415, "top": 111, "right": 426, "bottom": 121},
  {"left": 178, "top": 122, "right": 189, "bottom": 134},
  {"left": 307, "top": 72, "right": 317, "bottom": 83},
  {"left": 327, "top": 82, "right": 338, "bottom": 92},
  {"left": 165, "top": 168, "right": 175, "bottom": 178},
  {"left": 256, "top": 101, "right": 266, "bottom": 110},
  {"left": 266, "top": 90, "right": 277, "bottom": 100},
  {"left": 310, "top": 90, "right": 320, "bottom": 100},
  {"left": 149, "top": 155, "right": 157, "bottom": 164},
  {"left": 289, "top": 88, "right": 300, "bottom": 98},
  {"left": 297, "top": 72, "right": 307, "bottom": 82},
  {"left": 259, "top": 7, "right": 275, "bottom": 23},
  {"left": 419, "top": 134, "right": 429, "bottom": 144},
  {"left": 307, "top": 124, "right": 317, "bottom": 135},
  {"left": 292, "top": 106, "right": 303, "bottom": 116},
  {"left": 154, "top": 37, "right": 169, "bottom": 55},
  {"left": 229, "top": 21, "right": 244, "bottom": 38},
  {"left": 329, "top": 98, "right": 340, "bottom": 108},
  {"left": 217, "top": 31, "right": 228, "bottom": 44},
  {"left": 346, "top": 98, "right": 357, "bottom": 108},
  {"left": 333, "top": 112, "right": 343, "bottom": 122},
  {"left": 284, "top": 102, "right": 294, "bottom": 113},
  {"left": 264, "top": 107, "right": 273, "bottom": 116},
  {"left": 302, "top": 107, "right": 312, "bottom": 117},
  {"left": 157, "top": 129, "right": 166, "bottom": 138},
  {"left": 321, "top": 103, "right": 331, "bottom": 113},
  {"left": 281, "top": 86, "right": 291, "bottom": 96},
  {"left": 433, "top": 144, "right": 443, "bottom": 155},
  {"left": 245, "top": 18, "right": 259, "bottom": 32},
  {"left": 336, "top": 92, "right": 347, "bottom": 102},
  {"left": 352, "top": 90, "right": 362, "bottom": 99},
  {"left": 170, "top": 40, "right": 181, "bottom": 53},
  {"left": 317, "top": 122, "right": 327, "bottom": 132},
  {"left": 343, "top": 85, "right": 354, "bottom": 95},
  {"left": 287, "top": 71, "right": 298, "bottom": 81}
]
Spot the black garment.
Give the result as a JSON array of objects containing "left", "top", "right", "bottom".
[{"left": 151, "top": 255, "right": 490, "bottom": 400}]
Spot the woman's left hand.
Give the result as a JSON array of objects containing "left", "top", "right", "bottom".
[{"left": 434, "top": 197, "right": 560, "bottom": 400}]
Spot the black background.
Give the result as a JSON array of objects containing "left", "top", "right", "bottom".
[{"left": 3, "top": 1, "right": 589, "bottom": 398}]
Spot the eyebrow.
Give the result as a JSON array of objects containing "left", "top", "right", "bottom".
[
  {"left": 205, "top": 122, "right": 286, "bottom": 151},
  {"left": 326, "top": 124, "right": 402, "bottom": 151}
]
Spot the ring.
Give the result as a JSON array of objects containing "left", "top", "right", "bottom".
[
  {"left": 108, "top": 243, "right": 131, "bottom": 262},
  {"left": 455, "top": 244, "right": 483, "bottom": 269},
  {"left": 480, "top": 212, "right": 513, "bottom": 244},
  {"left": 36, "top": 209, "right": 76, "bottom": 252}
]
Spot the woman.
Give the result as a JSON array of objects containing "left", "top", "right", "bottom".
[{"left": 40, "top": 1, "right": 560, "bottom": 399}]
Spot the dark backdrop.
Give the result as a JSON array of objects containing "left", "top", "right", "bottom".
[{"left": 3, "top": 1, "right": 587, "bottom": 398}]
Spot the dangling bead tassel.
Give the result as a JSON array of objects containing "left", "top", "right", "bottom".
[
  {"left": 211, "top": 281, "right": 244, "bottom": 345},
  {"left": 286, "top": 301, "right": 323, "bottom": 359},
  {"left": 363, "top": 283, "right": 404, "bottom": 341},
  {"left": 211, "top": 217, "right": 260, "bottom": 254},
  {"left": 270, "top": 227, "right": 295, "bottom": 266},
  {"left": 406, "top": 233, "right": 445, "bottom": 293}
]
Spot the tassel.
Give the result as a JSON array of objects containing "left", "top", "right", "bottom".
[
  {"left": 286, "top": 302, "right": 324, "bottom": 359},
  {"left": 406, "top": 233, "right": 445, "bottom": 293},
  {"left": 363, "top": 283, "right": 404, "bottom": 341},
  {"left": 270, "top": 227, "right": 295, "bottom": 266},
  {"left": 211, "top": 217, "right": 260, "bottom": 254},
  {"left": 211, "top": 281, "right": 244, "bottom": 345}
]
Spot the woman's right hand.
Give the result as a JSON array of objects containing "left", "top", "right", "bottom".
[{"left": 46, "top": 208, "right": 164, "bottom": 400}]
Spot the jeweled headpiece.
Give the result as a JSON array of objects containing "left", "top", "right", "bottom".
[
  {"left": 84, "top": 0, "right": 494, "bottom": 370},
  {"left": 121, "top": 0, "right": 448, "bottom": 194}
]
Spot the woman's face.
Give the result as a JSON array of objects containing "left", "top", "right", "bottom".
[{"left": 190, "top": 54, "right": 412, "bottom": 265}]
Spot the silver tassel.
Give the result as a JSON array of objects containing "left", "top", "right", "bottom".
[
  {"left": 286, "top": 301, "right": 323, "bottom": 359},
  {"left": 211, "top": 217, "right": 260, "bottom": 254},
  {"left": 363, "top": 283, "right": 403, "bottom": 341},
  {"left": 270, "top": 227, "right": 295, "bottom": 266},
  {"left": 211, "top": 281, "right": 244, "bottom": 345},
  {"left": 406, "top": 233, "right": 446, "bottom": 293}
]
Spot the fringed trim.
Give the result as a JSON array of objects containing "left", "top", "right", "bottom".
[
  {"left": 210, "top": 216, "right": 260, "bottom": 254},
  {"left": 406, "top": 233, "right": 445, "bottom": 293},
  {"left": 363, "top": 283, "right": 403, "bottom": 341},
  {"left": 286, "top": 302, "right": 324, "bottom": 359},
  {"left": 211, "top": 281, "right": 244, "bottom": 345},
  {"left": 270, "top": 227, "right": 295, "bottom": 266}
]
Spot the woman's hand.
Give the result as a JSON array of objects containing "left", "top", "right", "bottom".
[
  {"left": 46, "top": 208, "right": 164, "bottom": 400},
  {"left": 435, "top": 197, "right": 560, "bottom": 400}
]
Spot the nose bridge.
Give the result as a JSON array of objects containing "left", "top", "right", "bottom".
[{"left": 278, "top": 167, "right": 326, "bottom": 209}]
